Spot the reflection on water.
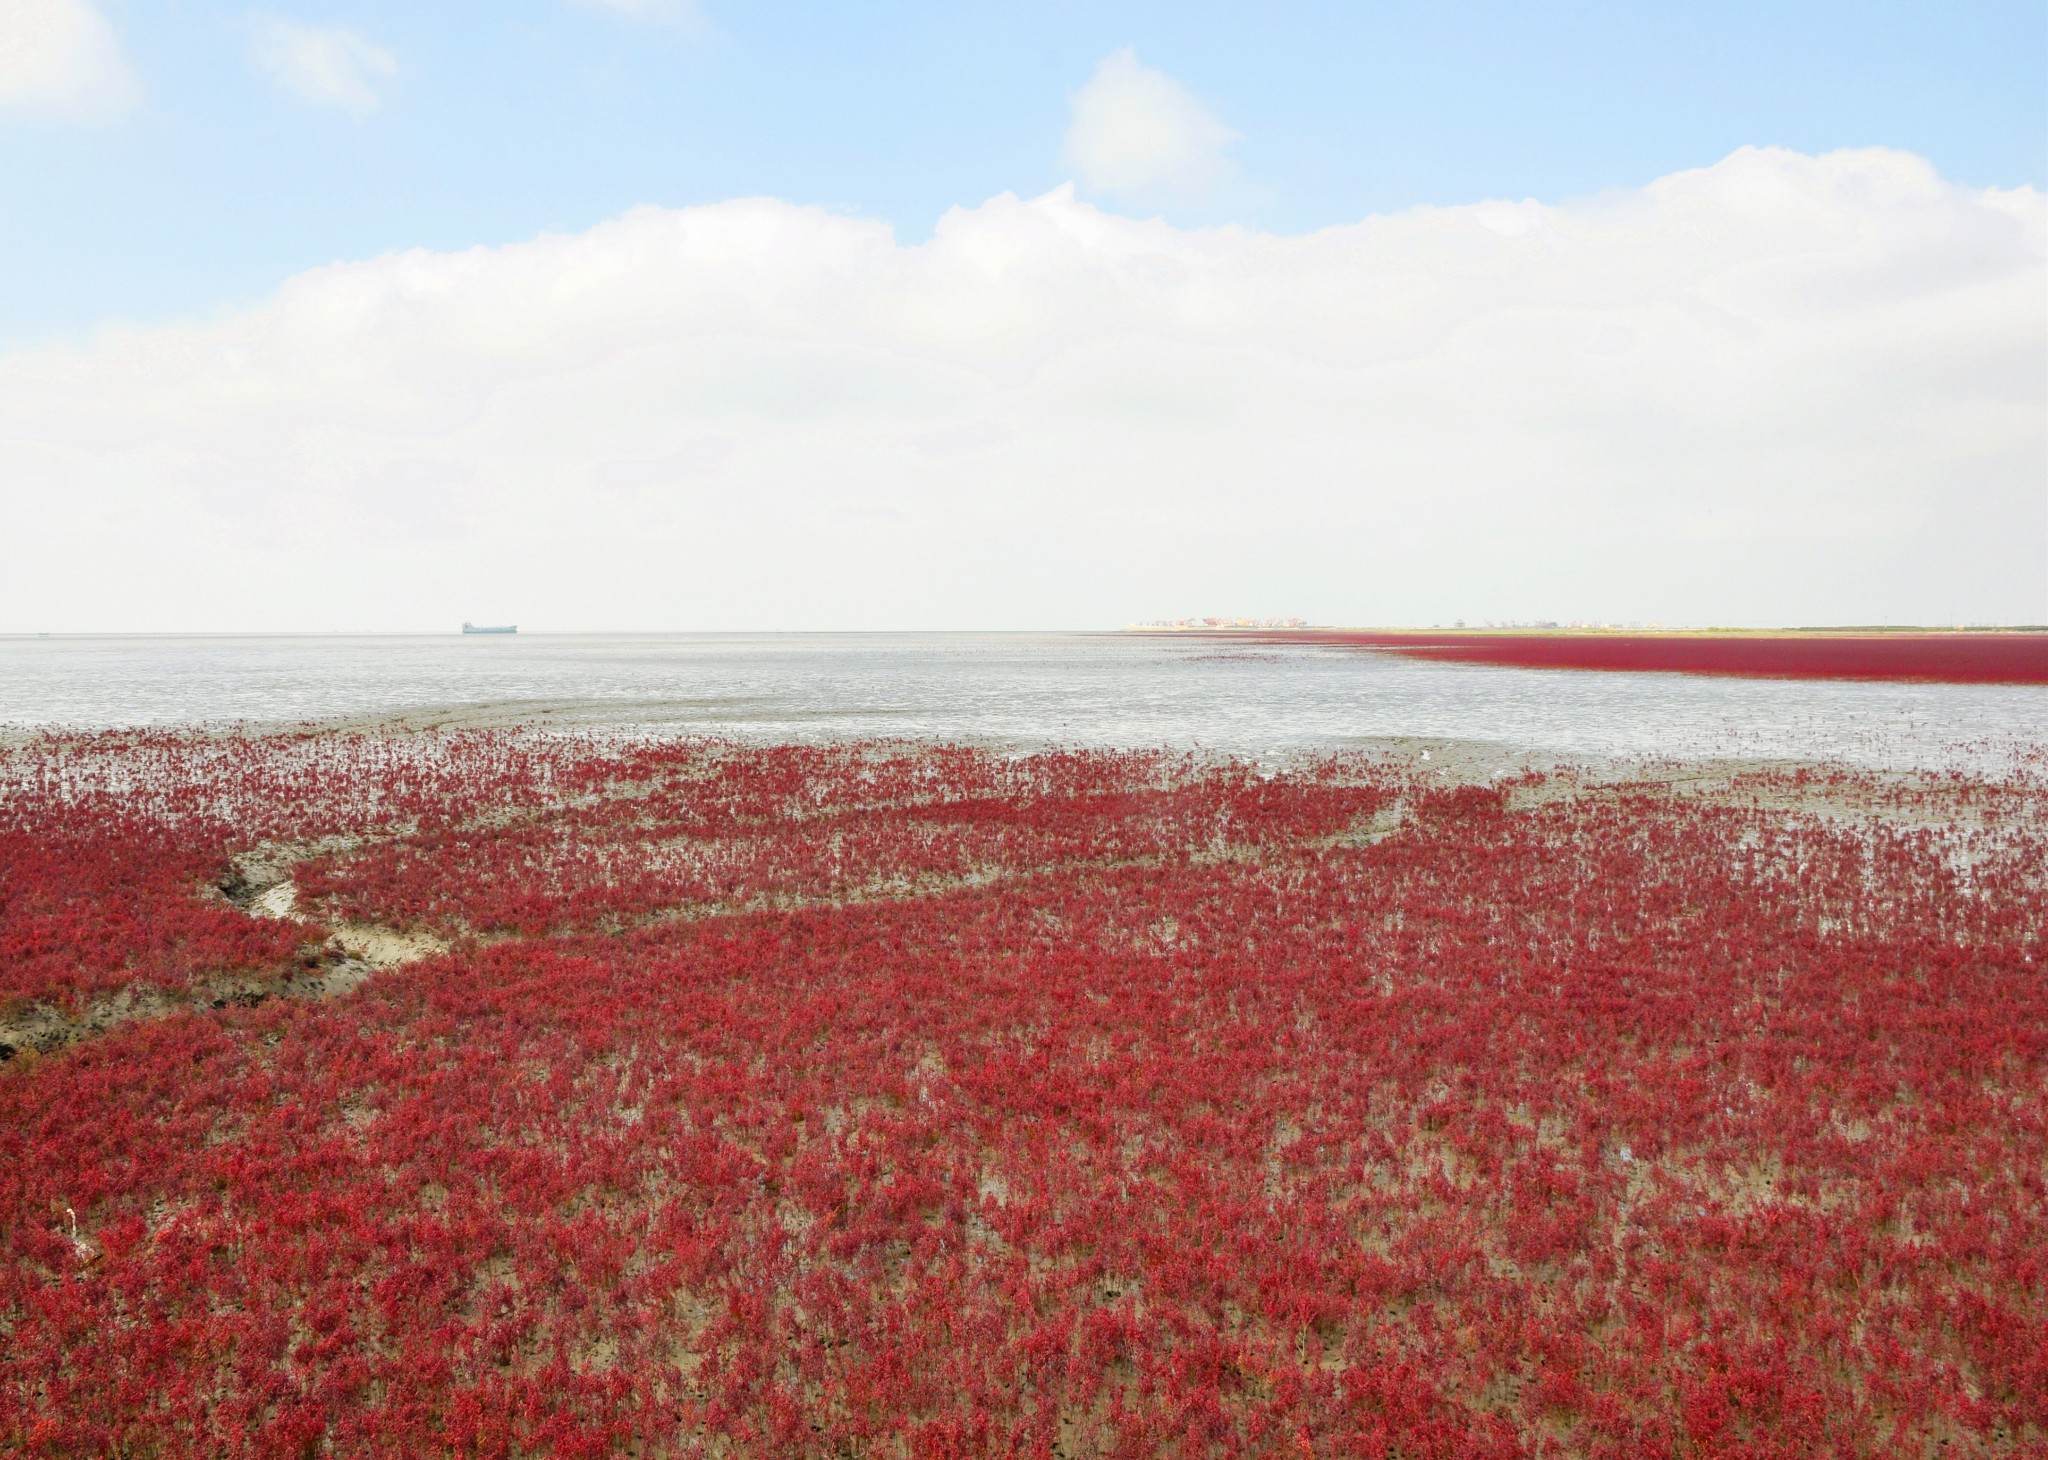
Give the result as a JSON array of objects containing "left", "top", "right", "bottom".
[{"left": 1, "top": 632, "right": 2041, "bottom": 774}]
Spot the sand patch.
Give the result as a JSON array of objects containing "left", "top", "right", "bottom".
[
  {"left": 331, "top": 922, "right": 449, "bottom": 968},
  {"left": 219, "top": 836, "right": 447, "bottom": 969},
  {"left": 249, "top": 880, "right": 299, "bottom": 919}
]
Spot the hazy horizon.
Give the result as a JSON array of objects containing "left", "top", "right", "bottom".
[{"left": 7, "top": 622, "right": 2048, "bottom": 640}]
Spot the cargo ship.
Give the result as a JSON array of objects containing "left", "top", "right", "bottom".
[{"left": 461, "top": 622, "right": 517, "bottom": 635}]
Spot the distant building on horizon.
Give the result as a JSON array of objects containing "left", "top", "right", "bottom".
[{"left": 1134, "top": 616, "right": 1309, "bottom": 630}]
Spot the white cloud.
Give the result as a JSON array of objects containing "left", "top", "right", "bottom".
[
  {"left": 249, "top": 18, "right": 396, "bottom": 113},
  {"left": 0, "top": 147, "right": 2041, "bottom": 631},
  {"left": 1063, "top": 47, "right": 1239, "bottom": 203},
  {"left": 0, "top": 0, "right": 136, "bottom": 118}
]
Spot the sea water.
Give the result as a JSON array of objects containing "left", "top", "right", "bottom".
[{"left": 1, "top": 632, "right": 2041, "bottom": 775}]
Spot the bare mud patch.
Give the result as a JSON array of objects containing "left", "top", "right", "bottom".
[{"left": 2, "top": 836, "right": 449, "bottom": 1068}]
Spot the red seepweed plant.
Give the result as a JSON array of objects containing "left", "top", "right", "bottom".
[
  {"left": 1, "top": 730, "right": 2043, "bottom": 1456},
  {"left": 1251, "top": 630, "right": 2048, "bottom": 684}
]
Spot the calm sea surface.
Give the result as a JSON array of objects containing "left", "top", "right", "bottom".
[{"left": 1, "top": 633, "right": 2041, "bottom": 774}]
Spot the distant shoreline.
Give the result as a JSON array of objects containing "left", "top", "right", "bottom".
[
  {"left": 1163, "top": 625, "right": 2048, "bottom": 685},
  {"left": 1127, "top": 624, "right": 2048, "bottom": 635}
]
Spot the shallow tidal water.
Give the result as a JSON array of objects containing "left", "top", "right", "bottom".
[{"left": 1, "top": 631, "right": 2042, "bottom": 775}]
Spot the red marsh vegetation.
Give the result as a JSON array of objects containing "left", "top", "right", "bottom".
[
  {"left": 2, "top": 730, "right": 2045, "bottom": 1456},
  {"left": 1251, "top": 630, "right": 2048, "bottom": 684}
]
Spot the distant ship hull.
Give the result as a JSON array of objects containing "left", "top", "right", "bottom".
[{"left": 461, "top": 623, "right": 517, "bottom": 635}]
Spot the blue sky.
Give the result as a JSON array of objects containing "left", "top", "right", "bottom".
[
  {"left": 4, "top": 0, "right": 2043, "bottom": 347},
  {"left": 1, "top": 1, "right": 2042, "bottom": 631}
]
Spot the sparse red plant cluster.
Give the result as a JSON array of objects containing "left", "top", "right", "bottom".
[
  {"left": 1256, "top": 630, "right": 2048, "bottom": 684},
  {"left": 0, "top": 731, "right": 580, "bottom": 1012},
  {"left": 0, "top": 784, "right": 309, "bottom": 1011},
  {"left": 294, "top": 742, "right": 1382, "bottom": 939},
  {"left": 2, "top": 731, "right": 2045, "bottom": 1457}
]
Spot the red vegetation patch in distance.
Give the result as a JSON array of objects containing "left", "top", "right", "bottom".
[
  {"left": 2, "top": 730, "right": 2046, "bottom": 1457},
  {"left": 1255, "top": 630, "right": 2048, "bottom": 684}
]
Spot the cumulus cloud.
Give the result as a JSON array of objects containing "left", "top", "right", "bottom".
[
  {"left": 0, "top": 0, "right": 136, "bottom": 118},
  {"left": 249, "top": 18, "right": 397, "bottom": 113},
  {"left": 1063, "top": 47, "right": 1238, "bottom": 203},
  {"left": 0, "top": 147, "right": 2041, "bottom": 631}
]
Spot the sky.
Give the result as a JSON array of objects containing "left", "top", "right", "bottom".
[{"left": 1, "top": 0, "right": 2043, "bottom": 631}]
